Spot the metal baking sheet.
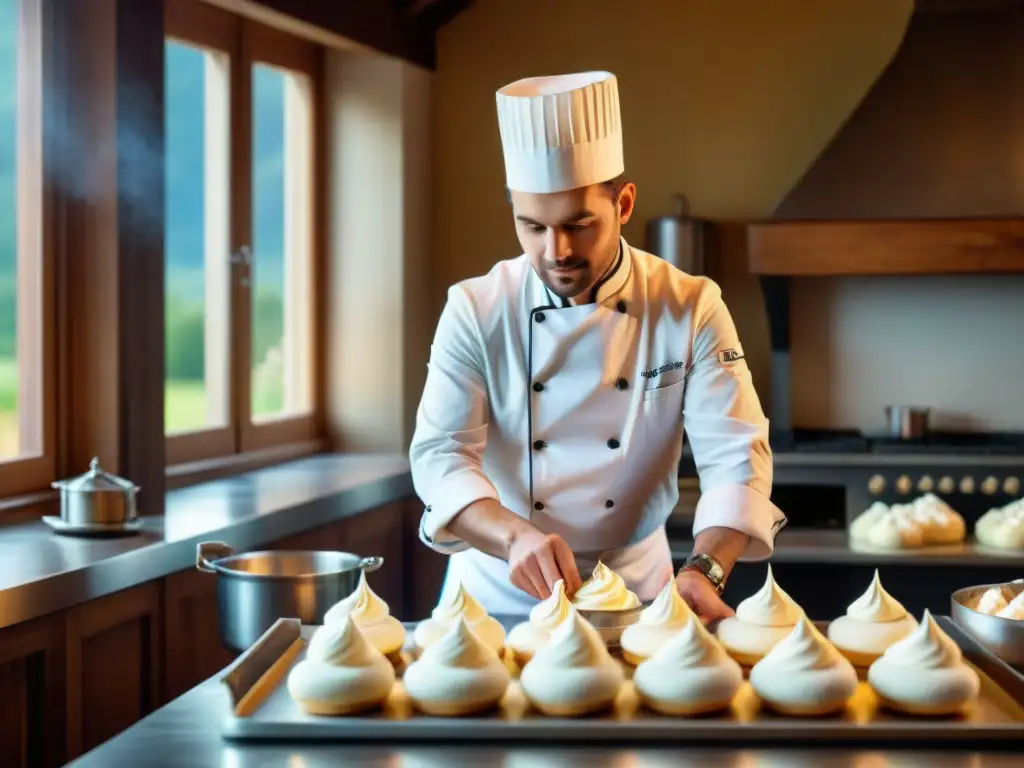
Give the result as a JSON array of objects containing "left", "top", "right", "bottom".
[{"left": 219, "top": 616, "right": 1024, "bottom": 746}]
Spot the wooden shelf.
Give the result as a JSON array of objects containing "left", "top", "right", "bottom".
[{"left": 744, "top": 218, "right": 1024, "bottom": 276}]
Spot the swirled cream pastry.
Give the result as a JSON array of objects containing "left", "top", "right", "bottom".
[
  {"left": 716, "top": 565, "right": 804, "bottom": 665},
  {"left": 749, "top": 616, "right": 858, "bottom": 716},
  {"left": 403, "top": 616, "right": 510, "bottom": 716},
  {"left": 287, "top": 616, "right": 396, "bottom": 715},
  {"left": 974, "top": 585, "right": 1010, "bottom": 616},
  {"left": 827, "top": 570, "right": 918, "bottom": 666},
  {"left": 996, "top": 591, "right": 1024, "bottom": 620},
  {"left": 908, "top": 494, "right": 966, "bottom": 545},
  {"left": 571, "top": 561, "right": 640, "bottom": 611},
  {"left": 323, "top": 571, "right": 406, "bottom": 657},
  {"left": 868, "top": 609, "right": 980, "bottom": 715},
  {"left": 633, "top": 614, "right": 744, "bottom": 715},
  {"left": 413, "top": 581, "right": 506, "bottom": 655},
  {"left": 507, "top": 579, "right": 575, "bottom": 664},
  {"left": 620, "top": 579, "right": 695, "bottom": 665},
  {"left": 849, "top": 495, "right": 966, "bottom": 549},
  {"left": 520, "top": 612, "right": 625, "bottom": 716},
  {"left": 976, "top": 499, "right": 1024, "bottom": 550}
]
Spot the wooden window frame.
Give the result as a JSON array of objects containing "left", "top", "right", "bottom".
[
  {"left": 0, "top": 0, "right": 58, "bottom": 498},
  {"left": 164, "top": 0, "right": 325, "bottom": 472}
]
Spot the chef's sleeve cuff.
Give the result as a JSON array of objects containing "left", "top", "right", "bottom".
[
  {"left": 418, "top": 471, "right": 501, "bottom": 555},
  {"left": 692, "top": 483, "right": 788, "bottom": 560}
]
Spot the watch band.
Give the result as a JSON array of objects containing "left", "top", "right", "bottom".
[{"left": 680, "top": 553, "right": 726, "bottom": 595}]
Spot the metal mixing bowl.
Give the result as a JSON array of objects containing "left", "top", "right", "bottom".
[
  {"left": 950, "top": 579, "right": 1024, "bottom": 666},
  {"left": 577, "top": 604, "right": 646, "bottom": 648}
]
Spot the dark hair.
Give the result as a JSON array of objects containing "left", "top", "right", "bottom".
[{"left": 505, "top": 173, "right": 629, "bottom": 203}]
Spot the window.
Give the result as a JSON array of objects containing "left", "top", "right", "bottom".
[
  {"left": 164, "top": 0, "right": 321, "bottom": 467},
  {"left": 0, "top": 0, "right": 55, "bottom": 496}
]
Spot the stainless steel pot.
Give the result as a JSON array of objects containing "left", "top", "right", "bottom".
[
  {"left": 884, "top": 405, "right": 931, "bottom": 438},
  {"left": 51, "top": 456, "right": 139, "bottom": 526},
  {"left": 951, "top": 580, "right": 1024, "bottom": 667},
  {"left": 196, "top": 541, "right": 384, "bottom": 653}
]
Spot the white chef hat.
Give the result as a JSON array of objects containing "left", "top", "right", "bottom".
[{"left": 496, "top": 71, "right": 624, "bottom": 194}]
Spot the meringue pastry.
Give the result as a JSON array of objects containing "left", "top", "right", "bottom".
[
  {"left": 716, "top": 565, "right": 804, "bottom": 665},
  {"left": 996, "top": 592, "right": 1024, "bottom": 620},
  {"left": 749, "top": 616, "right": 858, "bottom": 716},
  {"left": 572, "top": 561, "right": 640, "bottom": 611},
  {"left": 827, "top": 570, "right": 918, "bottom": 667},
  {"left": 850, "top": 496, "right": 966, "bottom": 549},
  {"left": 975, "top": 499, "right": 1024, "bottom": 550},
  {"left": 403, "top": 616, "right": 510, "bottom": 715},
  {"left": 633, "top": 614, "right": 743, "bottom": 715},
  {"left": 414, "top": 581, "right": 506, "bottom": 655},
  {"left": 868, "top": 609, "right": 980, "bottom": 715},
  {"left": 620, "top": 579, "right": 695, "bottom": 665},
  {"left": 507, "top": 579, "right": 575, "bottom": 664},
  {"left": 287, "top": 616, "right": 396, "bottom": 715},
  {"left": 974, "top": 586, "right": 1010, "bottom": 616},
  {"left": 324, "top": 571, "right": 406, "bottom": 657},
  {"left": 908, "top": 494, "right": 966, "bottom": 545},
  {"left": 520, "top": 611, "right": 625, "bottom": 716}
]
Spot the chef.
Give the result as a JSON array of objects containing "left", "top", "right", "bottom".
[{"left": 410, "top": 70, "right": 786, "bottom": 623}]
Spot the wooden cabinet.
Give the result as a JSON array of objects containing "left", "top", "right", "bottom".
[{"left": 0, "top": 496, "right": 417, "bottom": 765}]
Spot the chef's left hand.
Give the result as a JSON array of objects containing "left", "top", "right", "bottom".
[{"left": 675, "top": 568, "right": 734, "bottom": 627}]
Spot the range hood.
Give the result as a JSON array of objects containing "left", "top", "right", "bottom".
[{"left": 743, "top": 218, "right": 1024, "bottom": 276}]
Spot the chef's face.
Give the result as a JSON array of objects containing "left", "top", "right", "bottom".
[{"left": 510, "top": 179, "right": 637, "bottom": 302}]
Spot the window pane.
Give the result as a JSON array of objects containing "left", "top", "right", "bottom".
[
  {"left": 164, "top": 40, "right": 231, "bottom": 435},
  {"left": 251, "top": 63, "right": 313, "bottom": 422},
  {"left": 0, "top": 0, "right": 18, "bottom": 457}
]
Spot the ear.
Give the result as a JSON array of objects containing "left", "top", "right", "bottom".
[{"left": 617, "top": 182, "right": 637, "bottom": 226}]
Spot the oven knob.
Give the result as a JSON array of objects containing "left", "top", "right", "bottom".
[
  {"left": 895, "top": 475, "right": 912, "bottom": 495},
  {"left": 868, "top": 474, "right": 886, "bottom": 495},
  {"left": 960, "top": 476, "right": 975, "bottom": 495},
  {"left": 1005, "top": 477, "right": 1021, "bottom": 496},
  {"left": 917, "top": 475, "right": 934, "bottom": 493},
  {"left": 981, "top": 476, "right": 999, "bottom": 496},
  {"left": 938, "top": 476, "right": 956, "bottom": 494}
]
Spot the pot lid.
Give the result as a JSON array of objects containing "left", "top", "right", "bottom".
[{"left": 53, "top": 457, "right": 139, "bottom": 493}]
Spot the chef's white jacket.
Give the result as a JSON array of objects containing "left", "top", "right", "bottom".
[{"left": 409, "top": 238, "right": 786, "bottom": 614}]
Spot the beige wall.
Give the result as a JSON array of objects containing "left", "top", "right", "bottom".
[
  {"left": 432, "top": 0, "right": 914, "bottom": 426},
  {"left": 325, "top": 50, "right": 432, "bottom": 452}
]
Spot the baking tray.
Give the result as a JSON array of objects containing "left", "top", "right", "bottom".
[{"left": 218, "top": 616, "right": 1024, "bottom": 746}]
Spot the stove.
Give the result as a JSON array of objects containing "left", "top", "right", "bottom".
[{"left": 678, "top": 429, "right": 1024, "bottom": 533}]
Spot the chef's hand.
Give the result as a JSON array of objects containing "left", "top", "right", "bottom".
[
  {"left": 508, "top": 528, "right": 582, "bottom": 600},
  {"left": 675, "top": 568, "right": 735, "bottom": 627}
]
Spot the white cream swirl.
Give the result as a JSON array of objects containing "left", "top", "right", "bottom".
[
  {"left": 507, "top": 580, "right": 575, "bottom": 657},
  {"left": 997, "top": 593, "right": 1024, "bottom": 620},
  {"left": 323, "top": 571, "right": 406, "bottom": 655},
  {"left": 735, "top": 564, "right": 804, "bottom": 626},
  {"left": 845, "top": 569, "right": 908, "bottom": 622},
  {"left": 757, "top": 616, "right": 846, "bottom": 672},
  {"left": 572, "top": 561, "right": 640, "bottom": 610},
  {"left": 533, "top": 611, "right": 614, "bottom": 668},
  {"left": 620, "top": 580, "right": 694, "bottom": 661},
  {"left": 658, "top": 614, "right": 732, "bottom": 668},
  {"left": 403, "top": 618, "right": 510, "bottom": 714},
  {"left": 287, "top": 616, "right": 395, "bottom": 713},
  {"left": 880, "top": 609, "right": 962, "bottom": 668},
  {"left": 975, "top": 586, "right": 1009, "bottom": 616},
  {"left": 414, "top": 581, "right": 506, "bottom": 653}
]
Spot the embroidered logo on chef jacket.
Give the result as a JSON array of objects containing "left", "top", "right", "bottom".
[
  {"left": 641, "top": 361, "right": 684, "bottom": 379},
  {"left": 719, "top": 348, "right": 745, "bottom": 364}
]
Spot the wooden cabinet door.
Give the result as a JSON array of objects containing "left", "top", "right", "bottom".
[
  {"left": 0, "top": 614, "right": 65, "bottom": 768},
  {"left": 64, "top": 582, "right": 162, "bottom": 760},
  {"left": 164, "top": 568, "right": 238, "bottom": 701}
]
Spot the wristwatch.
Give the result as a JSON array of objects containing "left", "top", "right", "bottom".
[{"left": 680, "top": 553, "right": 726, "bottom": 595}]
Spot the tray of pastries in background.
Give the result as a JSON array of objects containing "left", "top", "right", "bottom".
[{"left": 217, "top": 563, "right": 1024, "bottom": 745}]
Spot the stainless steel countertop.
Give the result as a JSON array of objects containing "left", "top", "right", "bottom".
[
  {"left": 0, "top": 454, "right": 413, "bottom": 630},
  {"left": 670, "top": 529, "right": 1024, "bottom": 567},
  {"left": 66, "top": 626, "right": 1022, "bottom": 768}
]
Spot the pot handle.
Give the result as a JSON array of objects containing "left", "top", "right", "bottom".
[
  {"left": 358, "top": 555, "right": 384, "bottom": 573},
  {"left": 196, "top": 541, "right": 235, "bottom": 572}
]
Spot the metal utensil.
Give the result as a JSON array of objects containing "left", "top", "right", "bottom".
[
  {"left": 644, "top": 195, "right": 705, "bottom": 275},
  {"left": 884, "top": 405, "right": 931, "bottom": 438},
  {"left": 951, "top": 581, "right": 1024, "bottom": 666},
  {"left": 196, "top": 541, "right": 384, "bottom": 653},
  {"left": 51, "top": 456, "right": 139, "bottom": 526}
]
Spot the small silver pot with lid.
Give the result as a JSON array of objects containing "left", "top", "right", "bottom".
[{"left": 52, "top": 457, "right": 139, "bottom": 526}]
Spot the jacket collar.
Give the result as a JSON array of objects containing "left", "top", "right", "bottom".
[{"left": 528, "top": 237, "right": 633, "bottom": 311}]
